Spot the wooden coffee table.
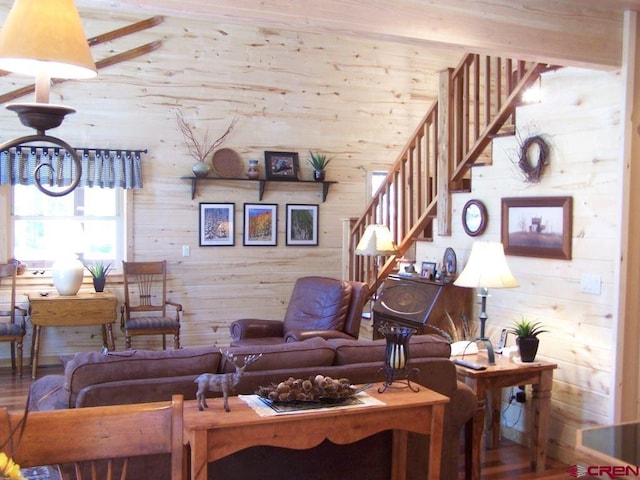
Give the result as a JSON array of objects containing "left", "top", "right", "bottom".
[
  {"left": 182, "top": 382, "right": 449, "bottom": 480},
  {"left": 454, "top": 353, "right": 557, "bottom": 480}
]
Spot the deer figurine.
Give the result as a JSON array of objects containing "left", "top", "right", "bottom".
[{"left": 195, "top": 351, "right": 262, "bottom": 412}]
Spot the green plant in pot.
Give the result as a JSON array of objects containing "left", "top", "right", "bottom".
[
  {"left": 84, "top": 261, "right": 112, "bottom": 293},
  {"left": 509, "top": 317, "right": 547, "bottom": 362},
  {"left": 307, "top": 151, "right": 333, "bottom": 182}
]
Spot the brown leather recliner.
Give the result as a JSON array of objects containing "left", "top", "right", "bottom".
[{"left": 230, "top": 276, "right": 369, "bottom": 347}]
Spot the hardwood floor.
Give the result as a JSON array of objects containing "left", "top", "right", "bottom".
[{"left": 1, "top": 366, "right": 574, "bottom": 479}]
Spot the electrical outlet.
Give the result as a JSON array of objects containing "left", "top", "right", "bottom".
[
  {"left": 580, "top": 273, "right": 601, "bottom": 295},
  {"left": 182, "top": 245, "right": 190, "bottom": 257}
]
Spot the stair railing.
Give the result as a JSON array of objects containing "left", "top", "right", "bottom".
[{"left": 349, "top": 52, "right": 548, "bottom": 292}]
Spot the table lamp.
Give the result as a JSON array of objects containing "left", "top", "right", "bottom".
[
  {"left": 454, "top": 241, "right": 518, "bottom": 364},
  {"left": 0, "top": 0, "right": 97, "bottom": 197},
  {"left": 355, "top": 224, "right": 398, "bottom": 317}
]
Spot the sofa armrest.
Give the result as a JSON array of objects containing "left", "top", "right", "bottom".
[
  {"left": 230, "top": 319, "right": 284, "bottom": 341},
  {"left": 285, "top": 329, "right": 356, "bottom": 342},
  {"left": 28, "top": 374, "right": 68, "bottom": 411}
]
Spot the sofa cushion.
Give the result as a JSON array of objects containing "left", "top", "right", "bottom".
[
  {"left": 222, "top": 336, "right": 335, "bottom": 373},
  {"left": 328, "top": 334, "right": 451, "bottom": 366},
  {"left": 63, "top": 346, "right": 220, "bottom": 407}
]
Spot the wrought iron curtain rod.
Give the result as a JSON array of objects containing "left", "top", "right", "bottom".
[{"left": 2, "top": 146, "right": 148, "bottom": 156}]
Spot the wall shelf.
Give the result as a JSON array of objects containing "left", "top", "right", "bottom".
[{"left": 180, "top": 176, "right": 337, "bottom": 202}]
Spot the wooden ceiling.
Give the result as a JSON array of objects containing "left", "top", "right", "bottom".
[{"left": 80, "top": 0, "right": 639, "bottom": 70}]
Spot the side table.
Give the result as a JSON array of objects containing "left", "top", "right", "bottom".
[
  {"left": 27, "top": 291, "right": 118, "bottom": 378},
  {"left": 454, "top": 353, "right": 557, "bottom": 480}
]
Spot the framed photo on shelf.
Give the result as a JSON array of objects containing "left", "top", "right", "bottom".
[
  {"left": 501, "top": 196, "right": 573, "bottom": 260},
  {"left": 264, "top": 151, "right": 299, "bottom": 179},
  {"left": 286, "top": 204, "right": 319, "bottom": 246},
  {"left": 421, "top": 261, "right": 437, "bottom": 279},
  {"left": 243, "top": 203, "right": 277, "bottom": 246},
  {"left": 199, "top": 203, "right": 234, "bottom": 246}
]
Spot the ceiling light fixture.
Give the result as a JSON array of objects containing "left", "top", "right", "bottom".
[{"left": 0, "top": 0, "right": 96, "bottom": 196}]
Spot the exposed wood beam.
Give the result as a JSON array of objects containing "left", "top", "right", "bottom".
[{"left": 80, "top": 0, "right": 630, "bottom": 70}]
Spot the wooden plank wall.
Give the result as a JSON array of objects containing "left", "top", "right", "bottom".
[
  {"left": 416, "top": 67, "right": 622, "bottom": 465},
  {"left": 0, "top": 4, "right": 462, "bottom": 362}
]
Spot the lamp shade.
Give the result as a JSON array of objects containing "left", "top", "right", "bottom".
[
  {"left": 454, "top": 241, "right": 519, "bottom": 289},
  {"left": 0, "top": 0, "right": 96, "bottom": 79},
  {"left": 355, "top": 224, "right": 398, "bottom": 256}
]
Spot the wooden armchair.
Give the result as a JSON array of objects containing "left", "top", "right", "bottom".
[
  {"left": 0, "top": 395, "right": 184, "bottom": 480},
  {"left": 0, "top": 262, "right": 27, "bottom": 376},
  {"left": 120, "top": 260, "right": 183, "bottom": 349}
]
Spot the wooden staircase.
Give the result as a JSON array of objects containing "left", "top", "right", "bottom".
[{"left": 348, "top": 53, "right": 550, "bottom": 292}]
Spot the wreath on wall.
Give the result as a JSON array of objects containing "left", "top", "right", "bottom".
[{"left": 517, "top": 135, "right": 549, "bottom": 183}]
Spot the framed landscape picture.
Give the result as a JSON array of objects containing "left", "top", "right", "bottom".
[
  {"left": 501, "top": 196, "right": 572, "bottom": 259},
  {"left": 199, "top": 203, "right": 234, "bottom": 246},
  {"left": 286, "top": 204, "right": 319, "bottom": 246},
  {"left": 243, "top": 203, "right": 277, "bottom": 246},
  {"left": 264, "top": 151, "right": 299, "bottom": 179}
]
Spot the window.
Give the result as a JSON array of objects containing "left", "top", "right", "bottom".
[{"left": 12, "top": 185, "right": 125, "bottom": 270}]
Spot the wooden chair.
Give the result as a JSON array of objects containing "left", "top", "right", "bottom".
[
  {"left": 0, "top": 395, "right": 184, "bottom": 480},
  {"left": 0, "top": 262, "right": 27, "bottom": 376},
  {"left": 120, "top": 260, "right": 182, "bottom": 349}
]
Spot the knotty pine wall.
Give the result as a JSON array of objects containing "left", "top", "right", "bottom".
[
  {"left": 0, "top": 5, "right": 462, "bottom": 363},
  {"left": 417, "top": 67, "right": 622, "bottom": 464}
]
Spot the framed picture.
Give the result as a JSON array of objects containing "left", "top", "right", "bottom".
[
  {"left": 501, "top": 196, "right": 573, "bottom": 259},
  {"left": 421, "top": 261, "right": 437, "bottom": 279},
  {"left": 286, "top": 204, "right": 319, "bottom": 246},
  {"left": 199, "top": 203, "right": 234, "bottom": 246},
  {"left": 264, "top": 151, "right": 299, "bottom": 179},
  {"left": 243, "top": 203, "right": 277, "bottom": 246}
]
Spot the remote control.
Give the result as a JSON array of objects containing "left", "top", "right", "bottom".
[{"left": 453, "top": 359, "right": 487, "bottom": 370}]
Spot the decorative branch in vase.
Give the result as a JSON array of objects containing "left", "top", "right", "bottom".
[{"left": 175, "top": 110, "right": 237, "bottom": 178}]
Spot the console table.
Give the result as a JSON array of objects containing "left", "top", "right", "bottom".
[
  {"left": 182, "top": 382, "right": 449, "bottom": 480},
  {"left": 27, "top": 291, "right": 118, "bottom": 378},
  {"left": 454, "top": 353, "right": 557, "bottom": 480}
]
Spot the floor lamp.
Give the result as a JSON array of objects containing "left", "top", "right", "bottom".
[
  {"left": 454, "top": 241, "right": 518, "bottom": 365},
  {"left": 355, "top": 224, "right": 398, "bottom": 318}
]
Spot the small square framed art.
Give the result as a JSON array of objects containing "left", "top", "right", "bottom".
[
  {"left": 243, "top": 203, "right": 278, "bottom": 246},
  {"left": 286, "top": 204, "right": 319, "bottom": 246},
  {"left": 199, "top": 203, "right": 234, "bottom": 246},
  {"left": 264, "top": 151, "right": 299, "bottom": 179}
]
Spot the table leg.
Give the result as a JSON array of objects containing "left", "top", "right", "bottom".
[
  {"left": 190, "top": 430, "right": 208, "bottom": 480},
  {"left": 530, "top": 370, "right": 553, "bottom": 472},
  {"left": 464, "top": 379, "right": 485, "bottom": 480},
  {"left": 487, "top": 387, "right": 502, "bottom": 449},
  {"left": 31, "top": 325, "right": 41, "bottom": 379},
  {"left": 103, "top": 323, "right": 115, "bottom": 351},
  {"left": 391, "top": 429, "right": 408, "bottom": 480},
  {"left": 428, "top": 403, "right": 445, "bottom": 480}
]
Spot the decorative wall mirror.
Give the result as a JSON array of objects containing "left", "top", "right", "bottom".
[{"left": 462, "top": 200, "right": 487, "bottom": 236}]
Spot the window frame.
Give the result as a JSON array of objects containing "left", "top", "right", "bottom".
[{"left": 7, "top": 185, "right": 131, "bottom": 275}]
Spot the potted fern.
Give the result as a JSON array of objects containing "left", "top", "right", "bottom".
[
  {"left": 509, "top": 317, "right": 547, "bottom": 362},
  {"left": 84, "top": 261, "right": 112, "bottom": 293},
  {"left": 307, "top": 151, "right": 333, "bottom": 181}
]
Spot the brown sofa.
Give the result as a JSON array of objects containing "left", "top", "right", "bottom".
[{"left": 29, "top": 335, "right": 475, "bottom": 480}]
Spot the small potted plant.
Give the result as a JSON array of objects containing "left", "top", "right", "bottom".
[
  {"left": 84, "top": 261, "right": 112, "bottom": 293},
  {"left": 307, "top": 151, "right": 333, "bottom": 182},
  {"left": 509, "top": 317, "right": 547, "bottom": 362}
]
